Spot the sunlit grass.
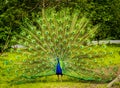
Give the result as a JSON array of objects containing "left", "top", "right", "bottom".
[{"left": 0, "top": 82, "right": 108, "bottom": 88}]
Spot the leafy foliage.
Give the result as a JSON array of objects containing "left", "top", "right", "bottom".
[{"left": 0, "top": 0, "right": 120, "bottom": 52}]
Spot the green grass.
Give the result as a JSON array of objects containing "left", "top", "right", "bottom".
[
  {"left": 0, "top": 82, "right": 108, "bottom": 88},
  {"left": 0, "top": 44, "right": 120, "bottom": 88}
]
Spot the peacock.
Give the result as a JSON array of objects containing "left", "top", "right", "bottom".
[{"left": 1, "top": 8, "right": 119, "bottom": 84}]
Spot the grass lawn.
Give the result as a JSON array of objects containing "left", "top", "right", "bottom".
[
  {"left": 0, "top": 82, "right": 108, "bottom": 88},
  {"left": 0, "top": 44, "right": 120, "bottom": 88}
]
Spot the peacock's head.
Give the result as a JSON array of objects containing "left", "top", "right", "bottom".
[{"left": 56, "top": 57, "right": 59, "bottom": 61}]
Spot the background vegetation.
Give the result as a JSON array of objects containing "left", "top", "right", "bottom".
[{"left": 0, "top": 0, "right": 120, "bottom": 52}]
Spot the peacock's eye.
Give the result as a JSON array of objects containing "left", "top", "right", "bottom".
[{"left": 37, "top": 31, "right": 41, "bottom": 35}]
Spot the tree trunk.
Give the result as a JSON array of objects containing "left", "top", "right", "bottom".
[{"left": 107, "top": 75, "right": 120, "bottom": 88}]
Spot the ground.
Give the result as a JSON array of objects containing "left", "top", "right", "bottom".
[{"left": 0, "top": 81, "right": 120, "bottom": 88}]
